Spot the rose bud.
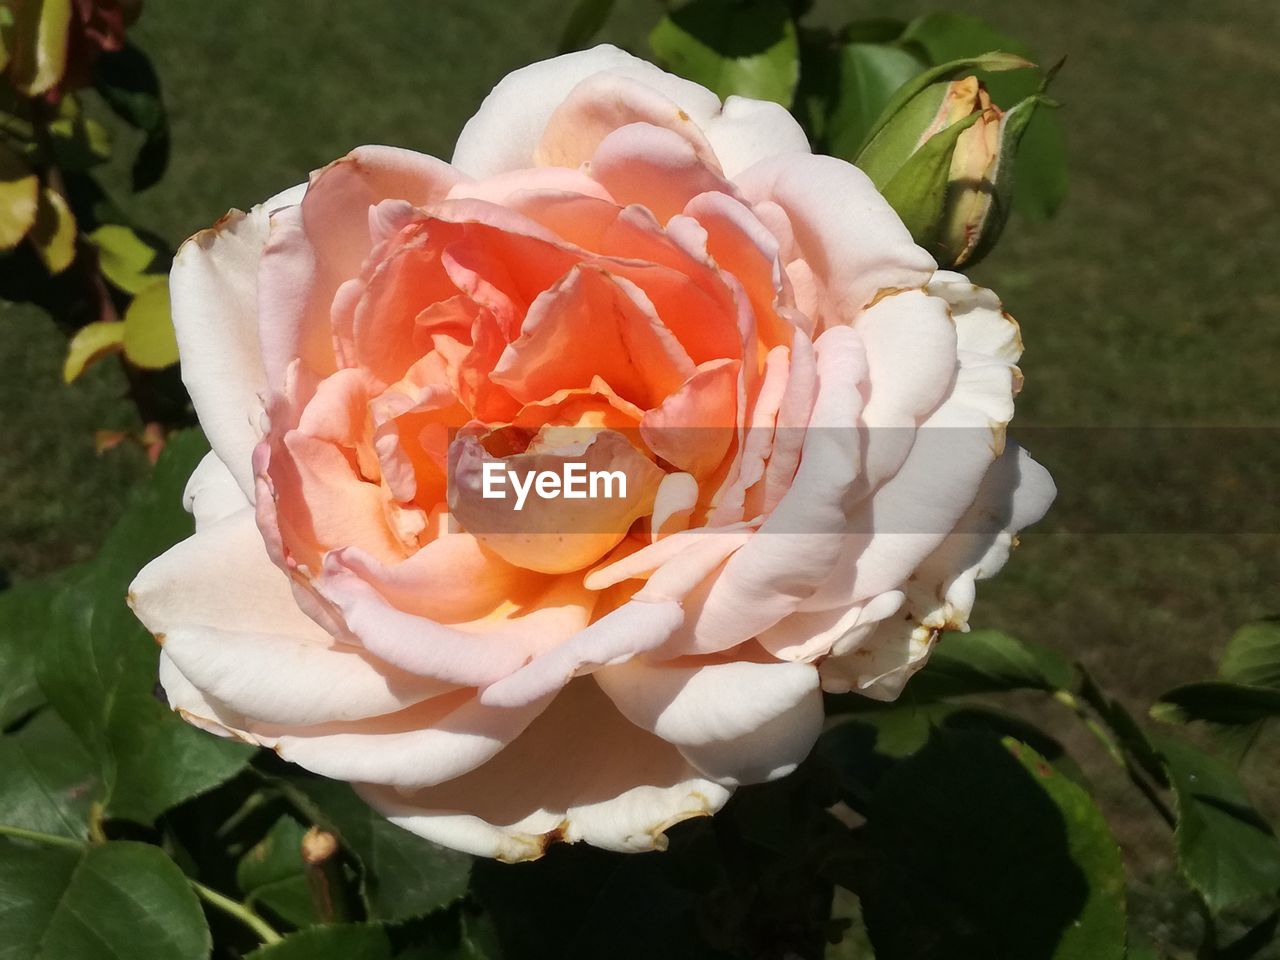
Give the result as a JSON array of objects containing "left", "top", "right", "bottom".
[{"left": 855, "top": 54, "right": 1049, "bottom": 269}]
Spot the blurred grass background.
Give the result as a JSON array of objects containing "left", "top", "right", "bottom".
[{"left": 0, "top": 0, "right": 1276, "bottom": 929}]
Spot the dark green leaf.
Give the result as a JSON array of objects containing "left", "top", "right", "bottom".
[
  {"left": 244, "top": 924, "right": 395, "bottom": 960},
  {"left": 825, "top": 42, "right": 926, "bottom": 162},
  {"left": 905, "top": 628, "right": 1075, "bottom": 701},
  {"left": 0, "top": 711, "right": 100, "bottom": 840},
  {"left": 898, "top": 11, "right": 1068, "bottom": 219},
  {"left": 0, "top": 578, "right": 69, "bottom": 728},
  {"left": 35, "top": 430, "right": 254, "bottom": 825},
  {"left": 650, "top": 0, "right": 799, "bottom": 106},
  {"left": 237, "top": 815, "right": 321, "bottom": 930},
  {"left": 859, "top": 731, "right": 1126, "bottom": 960},
  {"left": 557, "top": 0, "right": 617, "bottom": 53},
  {"left": 281, "top": 776, "right": 470, "bottom": 921},
  {"left": 106, "top": 694, "right": 255, "bottom": 826},
  {"left": 1157, "top": 736, "right": 1280, "bottom": 913},
  {"left": 816, "top": 701, "right": 1082, "bottom": 811},
  {"left": 1152, "top": 682, "right": 1280, "bottom": 726},
  {"left": 0, "top": 838, "right": 210, "bottom": 959},
  {"left": 93, "top": 43, "right": 171, "bottom": 191}
]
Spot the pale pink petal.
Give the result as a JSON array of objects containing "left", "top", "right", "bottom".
[
  {"left": 356, "top": 679, "right": 731, "bottom": 860},
  {"left": 262, "top": 689, "right": 550, "bottom": 790},
  {"left": 318, "top": 565, "right": 592, "bottom": 687},
  {"left": 131, "top": 509, "right": 446, "bottom": 726},
  {"left": 170, "top": 206, "right": 274, "bottom": 496},
  {"left": 587, "top": 123, "right": 736, "bottom": 224},
  {"left": 452, "top": 45, "right": 721, "bottom": 178},
  {"left": 536, "top": 73, "right": 720, "bottom": 172},
  {"left": 704, "top": 95, "right": 811, "bottom": 179},
  {"left": 735, "top": 153, "right": 936, "bottom": 329},
  {"left": 478, "top": 598, "right": 685, "bottom": 708},
  {"left": 662, "top": 326, "right": 866, "bottom": 655},
  {"left": 595, "top": 658, "right": 822, "bottom": 785},
  {"left": 183, "top": 452, "right": 249, "bottom": 530},
  {"left": 258, "top": 146, "right": 464, "bottom": 389}
]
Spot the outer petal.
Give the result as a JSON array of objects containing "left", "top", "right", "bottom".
[
  {"left": 183, "top": 451, "right": 249, "bottom": 529},
  {"left": 130, "top": 508, "right": 448, "bottom": 726},
  {"left": 706, "top": 95, "right": 810, "bottom": 179},
  {"left": 735, "top": 153, "right": 936, "bottom": 329},
  {"left": 451, "top": 45, "right": 721, "bottom": 178},
  {"left": 259, "top": 690, "right": 551, "bottom": 790},
  {"left": 356, "top": 679, "right": 730, "bottom": 861},
  {"left": 820, "top": 444, "right": 1056, "bottom": 698},
  {"left": 594, "top": 658, "right": 822, "bottom": 786},
  {"left": 170, "top": 202, "right": 278, "bottom": 496}
]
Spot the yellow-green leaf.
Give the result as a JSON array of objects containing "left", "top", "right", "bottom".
[
  {"left": 49, "top": 96, "right": 113, "bottom": 170},
  {"left": 88, "top": 223, "right": 164, "bottom": 293},
  {"left": 7, "top": 0, "right": 73, "bottom": 96},
  {"left": 122, "top": 280, "right": 178, "bottom": 369},
  {"left": 64, "top": 320, "right": 125, "bottom": 383},
  {"left": 30, "top": 186, "right": 77, "bottom": 273},
  {"left": 0, "top": 142, "right": 39, "bottom": 250}
]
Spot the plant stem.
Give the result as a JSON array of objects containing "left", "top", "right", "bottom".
[
  {"left": 1053, "top": 690, "right": 1125, "bottom": 766},
  {"left": 1052, "top": 689, "right": 1178, "bottom": 830},
  {"left": 0, "top": 824, "right": 85, "bottom": 850},
  {"left": 189, "top": 879, "right": 283, "bottom": 945},
  {"left": 0, "top": 822, "right": 283, "bottom": 945}
]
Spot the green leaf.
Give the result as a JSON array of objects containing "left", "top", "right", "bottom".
[
  {"left": 858, "top": 731, "right": 1126, "bottom": 960},
  {"left": 898, "top": 11, "right": 1067, "bottom": 219},
  {"left": 244, "top": 923, "right": 396, "bottom": 960},
  {"left": 0, "top": 578, "right": 70, "bottom": 728},
  {"left": 905, "top": 628, "right": 1075, "bottom": 700},
  {"left": 281, "top": 776, "right": 470, "bottom": 921},
  {"left": 29, "top": 186, "right": 77, "bottom": 274},
  {"left": 557, "top": 0, "right": 617, "bottom": 53},
  {"left": 0, "top": 711, "right": 101, "bottom": 840},
  {"left": 1152, "top": 682, "right": 1280, "bottom": 726},
  {"left": 122, "top": 280, "right": 179, "bottom": 369},
  {"left": 106, "top": 693, "right": 256, "bottom": 825},
  {"left": 47, "top": 95, "right": 113, "bottom": 171},
  {"left": 35, "top": 430, "right": 254, "bottom": 825},
  {"left": 650, "top": 0, "right": 799, "bottom": 106},
  {"left": 0, "top": 838, "right": 211, "bottom": 959},
  {"left": 0, "top": 142, "right": 39, "bottom": 251},
  {"left": 88, "top": 223, "right": 169, "bottom": 294},
  {"left": 93, "top": 43, "right": 171, "bottom": 191},
  {"left": 5, "top": 0, "right": 71, "bottom": 96},
  {"left": 1157, "top": 736, "right": 1280, "bottom": 913},
  {"left": 816, "top": 701, "right": 1082, "bottom": 812},
  {"left": 1220, "top": 618, "right": 1280, "bottom": 689},
  {"left": 825, "top": 42, "right": 927, "bottom": 162},
  {"left": 238, "top": 816, "right": 321, "bottom": 929}
]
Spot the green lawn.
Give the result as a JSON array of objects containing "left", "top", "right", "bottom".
[{"left": 1, "top": 0, "right": 1277, "bottom": 934}]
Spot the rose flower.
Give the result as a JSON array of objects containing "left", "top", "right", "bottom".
[{"left": 130, "top": 46, "right": 1055, "bottom": 861}]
